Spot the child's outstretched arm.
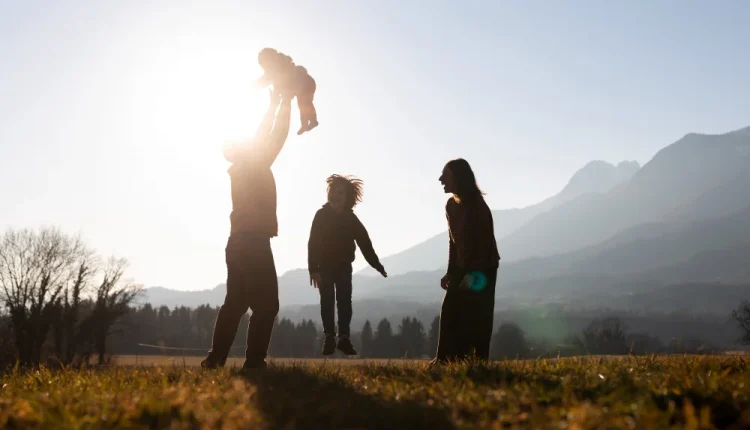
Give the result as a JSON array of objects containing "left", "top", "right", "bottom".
[{"left": 353, "top": 215, "right": 387, "bottom": 277}]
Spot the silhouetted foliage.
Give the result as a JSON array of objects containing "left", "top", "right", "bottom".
[
  {"left": 666, "top": 336, "right": 721, "bottom": 355},
  {"left": 0, "top": 227, "right": 139, "bottom": 367},
  {"left": 490, "top": 323, "right": 528, "bottom": 359},
  {"left": 733, "top": 300, "right": 750, "bottom": 344},
  {"left": 398, "top": 317, "right": 426, "bottom": 358},
  {"left": 371, "top": 318, "right": 399, "bottom": 358},
  {"left": 428, "top": 316, "right": 439, "bottom": 357},
  {"left": 571, "top": 317, "right": 629, "bottom": 355},
  {"left": 626, "top": 333, "right": 664, "bottom": 355},
  {"left": 2, "top": 287, "right": 723, "bottom": 362},
  {"left": 268, "top": 318, "right": 319, "bottom": 358},
  {"left": 0, "top": 316, "right": 16, "bottom": 370},
  {"left": 360, "top": 320, "right": 373, "bottom": 357}
]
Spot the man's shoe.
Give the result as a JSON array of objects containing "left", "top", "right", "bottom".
[
  {"left": 201, "top": 356, "right": 224, "bottom": 369},
  {"left": 322, "top": 335, "right": 337, "bottom": 356},
  {"left": 241, "top": 359, "right": 267, "bottom": 371},
  {"left": 337, "top": 335, "right": 357, "bottom": 356}
]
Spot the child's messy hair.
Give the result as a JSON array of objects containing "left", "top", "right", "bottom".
[
  {"left": 327, "top": 174, "right": 364, "bottom": 209},
  {"left": 258, "top": 47, "right": 295, "bottom": 68}
]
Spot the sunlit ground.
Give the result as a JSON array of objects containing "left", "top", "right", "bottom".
[{"left": 4, "top": 356, "right": 750, "bottom": 428}]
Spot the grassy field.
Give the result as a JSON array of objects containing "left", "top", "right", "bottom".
[
  {"left": 114, "top": 354, "right": 423, "bottom": 367},
  {"left": 2, "top": 356, "right": 750, "bottom": 429}
]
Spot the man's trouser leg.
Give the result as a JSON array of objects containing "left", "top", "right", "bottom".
[{"left": 206, "top": 234, "right": 279, "bottom": 365}]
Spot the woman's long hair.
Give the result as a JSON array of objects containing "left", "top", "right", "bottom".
[{"left": 445, "top": 158, "right": 484, "bottom": 203}]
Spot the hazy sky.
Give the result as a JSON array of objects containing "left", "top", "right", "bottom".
[{"left": 1, "top": 1, "right": 749, "bottom": 291}]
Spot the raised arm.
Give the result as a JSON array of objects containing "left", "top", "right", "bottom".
[
  {"left": 353, "top": 215, "right": 386, "bottom": 275},
  {"left": 223, "top": 90, "right": 282, "bottom": 164},
  {"left": 257, "top": 93, "right": 293, "bottom": 167},
  {"left": 254, "top": 90, "right": 281, "bottom": 140}
]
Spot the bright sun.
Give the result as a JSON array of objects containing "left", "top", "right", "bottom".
[
  {"left": 123, "top": 35, "right": 273, "bottom": 235},
  {"left": 128, "top": 35, "right": 269, "bottom": 172}
]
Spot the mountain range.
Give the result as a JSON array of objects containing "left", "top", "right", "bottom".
[
  {"left": 357, "top": 159, "right": 641, "bottom": 276},
  {"left": 142, "top": 125, "right": 750, "bottom": 317}
]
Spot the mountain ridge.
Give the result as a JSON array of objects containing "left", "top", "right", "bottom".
[
  {"left": 358, "top": 159, "right": 640, "bottom": 276},
  {"left": 140, "top": 125, "right": 750, "bottom": 311}
]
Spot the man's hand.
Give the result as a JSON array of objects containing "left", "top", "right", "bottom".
[
  {"left": 440, "top": 274, "right": 451, "bottom": 290},
  {"left": 310, "top": 272, "right": 322, "bottom": 289},
  {"left": 279, "top": 88, "right": 296, "bottom": 104},
  {"left": 256, "top": 74, "right": 272, "bottom": 88}
]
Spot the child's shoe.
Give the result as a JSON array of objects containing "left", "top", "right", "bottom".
[
  {"left": 336, "top": 335, "right": 357, "bottom": 355},
  {"left": 322, "top": 334, "right": 337, "bottom": 356}
]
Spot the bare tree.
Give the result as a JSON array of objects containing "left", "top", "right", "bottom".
[
  {"left": 732, "top": 301, "right": 750, "bottom": 344},
  {"left": 0, "top": 227, "right": 88, "bottom": 366},
  {"left": 60, "top": 249, "right": 97, "bottom": 363},
  {"left": 80, "top": 257, "right": 142, "bottom": 364}
]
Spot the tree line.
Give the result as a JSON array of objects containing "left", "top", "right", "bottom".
[
  {"left": 107, "top": 306, "right": 726, "bottom": 360},
  {"left": 490, "top": 317, "right": 725, "bottom": 359},
  {"left": 1, "top": 227, "right": 746, "bottom": 369},
  {"left": 106, "top": 304, "right": 439, "bottom": 359}
]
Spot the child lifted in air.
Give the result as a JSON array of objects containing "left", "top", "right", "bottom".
[
  {"left": 308, "top": 175, "right": 388, "bottom": 356},
  {"left": 255, "top": 47, "right": 318, "bottom": 135}
]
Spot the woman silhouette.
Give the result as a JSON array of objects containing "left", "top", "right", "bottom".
[{"left": 434, "top": 158, "right": 500, "bottom": 363}]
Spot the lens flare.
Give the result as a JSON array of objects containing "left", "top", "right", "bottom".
[{"left": 468, "top": 271, "right": 487, "bottom": 292}]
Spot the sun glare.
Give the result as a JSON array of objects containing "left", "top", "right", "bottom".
[
  {"left": 120, "top": 31, "right": 274, "bottom": 231},
  {"left": 127, "top": 34, "right": 269, "bottom": 173}
]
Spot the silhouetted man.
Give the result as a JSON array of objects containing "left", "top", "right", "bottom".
[{"left": 202, "top": 89, "right": 292, "bottom": 370}]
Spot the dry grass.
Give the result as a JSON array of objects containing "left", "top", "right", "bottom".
[
  {"left": 2, "top": 355, "right": 750, "bottom": 429},
  {"left": 113, "top": 354, "right": 422, "bottom": 367}
]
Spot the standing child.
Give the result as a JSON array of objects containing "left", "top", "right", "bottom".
[
  {"left": 308, "top": 175, "right": 388, "bottom": 355},
  {"left": 255, "top": 47, "right": 318, "bottom": 135}
]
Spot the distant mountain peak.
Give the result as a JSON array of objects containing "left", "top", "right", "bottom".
[
  {"left": 617, "top": 160, "right": 641, "bottom": 170},
  {"left": 560, "top": 160, "right": 640, "bottom": 198}
]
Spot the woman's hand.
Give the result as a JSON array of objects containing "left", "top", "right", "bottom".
[
  {"left": 459, "top": 273, "right": 476, "bottom": 290},
  {"left": 310, "top": 272, "right": 322, "bottom": 289},
  {"left": 440, "top": 274, "right": 451, "bottom": 290}
]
